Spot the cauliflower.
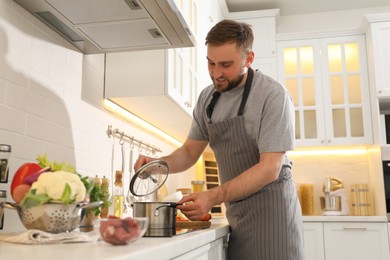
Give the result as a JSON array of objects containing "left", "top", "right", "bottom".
[{"left": 30, "top": 171, "right": 86, "bottom": 203}]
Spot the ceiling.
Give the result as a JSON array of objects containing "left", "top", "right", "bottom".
[{"left": 224, "top": 0, "right": 390, "bottom": 16}]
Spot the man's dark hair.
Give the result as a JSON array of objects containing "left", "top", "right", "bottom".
[{"left": 205, "top": 19, "right": 254, "bottom": 54}]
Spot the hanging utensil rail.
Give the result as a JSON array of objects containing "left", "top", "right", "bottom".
[{"left": 106, "top": 125, "right": 162, "bottom": 154}]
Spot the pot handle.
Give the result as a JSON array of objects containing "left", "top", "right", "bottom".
[
  {"left": 0, "top": 201, "right": 18, "bottom": 210},
  {"left": 154, "top": 203, "right": 182, "bottom": 216}
]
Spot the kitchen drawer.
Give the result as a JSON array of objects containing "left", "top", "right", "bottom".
[{"left": 323, "top": 222, "right": 390, "bottom": 260}]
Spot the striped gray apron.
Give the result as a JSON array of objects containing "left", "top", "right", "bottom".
[{"left": 206, "top": 69, "right": 304, "bottom": 260}]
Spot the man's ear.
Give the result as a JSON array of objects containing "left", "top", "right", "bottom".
[{"left": 245, "top": 50, "right": 255, "bottom": 67}]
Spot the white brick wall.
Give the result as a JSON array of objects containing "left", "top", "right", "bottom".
[
  {"left": 0, "top": 0, "right": 373, "bottom": 232},
  {"left": 0, "top": 0, "right": 193, "bottom": 232}
]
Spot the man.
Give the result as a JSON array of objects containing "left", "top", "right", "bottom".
[{"left": 135, "top": 19, "right": 304, "bottom": 259}]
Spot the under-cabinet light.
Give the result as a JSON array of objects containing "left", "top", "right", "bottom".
[
  {"left": 287, "top": 148, "right": 368, "bottom": 156},
  {"left": 103, "top": 99, "right": 183, "bottom": 147}
]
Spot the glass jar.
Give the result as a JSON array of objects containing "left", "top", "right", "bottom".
[
  {"left": 191, "top": 180, "right": 205, "bottom": 193},
  {"left": 0, "top": 144, "right": 11, "bottom": 183}
]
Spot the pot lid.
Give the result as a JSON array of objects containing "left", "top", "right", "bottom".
[{"left": 129, "top": 160, "right": 169, "bottom": 197}]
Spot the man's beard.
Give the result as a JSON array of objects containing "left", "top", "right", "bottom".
[{"left": 213, "top": 73, "right": 245, "bottom": 93}]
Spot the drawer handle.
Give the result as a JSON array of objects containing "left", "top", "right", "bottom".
[{"left": 342, "top": 227, "right": 367, "bottom": 231}]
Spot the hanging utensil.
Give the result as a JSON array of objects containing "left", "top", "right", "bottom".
[
  {"left": 120, "top": 135, "right": 128, "bottom": 214},
  {"left": 126, "top": 139, "right": 137, "bottom": 206}
]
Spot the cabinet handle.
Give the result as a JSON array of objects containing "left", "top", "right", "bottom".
[{"left": 342, "top": 227, "right": 367, "bottom": 231}]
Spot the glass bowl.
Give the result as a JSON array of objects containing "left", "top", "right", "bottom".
[{"left": 95, "top": 216, "right": 148, "bottom": 245}]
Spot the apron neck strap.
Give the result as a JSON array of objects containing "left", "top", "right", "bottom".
[
  {"left": 206, "top": 67, "right": 254, "bottom": 119},
  {"left": 237, "top": 67, "right": 254, "bottom": 116}
]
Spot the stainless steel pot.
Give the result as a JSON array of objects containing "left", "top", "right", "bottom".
[
  {"left": 1, "top": 201, "right": 103, "bottom": 233},
  {"left": 132, "top": 202, "right": 179, "bottom": 237}
]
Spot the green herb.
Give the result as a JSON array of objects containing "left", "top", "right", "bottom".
[
  {"left": 20, "top": 189, "right": 51, "bottom": 209},
  {"left": 36, "top": 154, "right": 76, "bottom": 173},
  {"left": 80, "top": 176, "right": 111, "bottom": 216}
]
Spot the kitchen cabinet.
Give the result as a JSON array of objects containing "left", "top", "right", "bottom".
[
  {"left": 323, "top": 222, "right": 390, "bottom": 260},
  {"left": 104, "top": 49, "right": 193, "bottom": 142},
  {"left": 103, "top": 1, "right": 223, "bottom": 143},
  {"left": 171, "top": 0, "right": 199, "bottom": 110},
  {"left": 104, "top": 3, "right": 197, "bottom": 143},
  {"left": 277, "top": 35, "right": 373, "bottom": 147},
  {"left": 228, "top": 10, "right": 279, "bottom": 79},
  {"left": 173, "top": 236, "right": 227, "bottom": 260},
  {"left": 196, "top": 0, "right": 223, "bottom": 94},
  {"left": 366, "top": 21, "right": 390, "bottom": 98},
  {"left": 303, "top": 222, "right": 325, "bottom": 260}
]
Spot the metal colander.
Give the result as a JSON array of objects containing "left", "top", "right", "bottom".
[{"left": 1, "top": 201, "right": 102, "bottom": 233}]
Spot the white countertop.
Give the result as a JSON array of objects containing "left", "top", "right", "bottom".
[
  {"left": 1, "top": 223, "right": 230, "bottom": 260},
  {"left": 302, "top": 215, "right": 388, "bottom": 222},
  {"left": 2, "top": 215, "right": 388, "bottom": 260}
]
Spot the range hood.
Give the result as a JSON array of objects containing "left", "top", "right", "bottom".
[{"left": 14, "top": 0, "right": 195, "bottom": 54}]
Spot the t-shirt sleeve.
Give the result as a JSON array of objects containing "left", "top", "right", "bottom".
[
  {"left": 258, "top": 88, "right": 295, "bottom": 153},
  {"left": 188, "top": 88, "right": 210, "bottom": 141}
]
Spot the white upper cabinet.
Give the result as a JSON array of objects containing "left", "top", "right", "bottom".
[
  {"left": 243, "top": 17, "right": 276, "bottom": 58},
  {"left": 104, "top": 49, "right": 193, "bottom": 142},
  {"left": 277, "top": 35, "right": 373, "bottom": 147},
  {"left": 104, "top": 0, "right": 223, "bottom": 143},
  {"left": 231, "top": 11, "right": 278, "bottom": 79},
  {"left": 366, "top": 21, "right": 390, "bottom": 98}
]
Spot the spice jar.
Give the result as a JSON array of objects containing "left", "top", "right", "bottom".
[
  {"left": 191, "top": 180, "right": 205, "bottom": 193},
  {"left": 0, "top": 144, "right": 11, "bottom": 183},
  {"left": 176, "top": 188, "right": 191, "bottom": 195},
  {"left": 0, "top": 190, "right": 6, "bottom": 229}
]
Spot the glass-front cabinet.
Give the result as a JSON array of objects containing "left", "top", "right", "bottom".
[{"left": 277, "top": 35, "right": 372, "bottom": 147}]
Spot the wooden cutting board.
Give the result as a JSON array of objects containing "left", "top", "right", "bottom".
[{"left": 176, "top": 221, "right": 211, "bottom": 229}]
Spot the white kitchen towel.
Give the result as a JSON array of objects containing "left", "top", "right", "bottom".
[{"left": 0, "top": 229, "right": 98, "bottom": 245}]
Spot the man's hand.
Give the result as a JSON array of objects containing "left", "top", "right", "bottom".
[{"left": 177, "top": 190, "right": 214, "bottom": 220}]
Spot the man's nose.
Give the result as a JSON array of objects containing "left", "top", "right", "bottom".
[{"left": 212, "top": 65, "right": 223, "bottom": 79}]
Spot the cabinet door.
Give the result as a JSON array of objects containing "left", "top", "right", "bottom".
[
  {"left": 369, "top": 21, "right": 390, "bottom": 97},
  {"left": 323, "top": 222, "right": 390, "bottom": 260},
  {"left": 277, "top": 36, "right": 372, "bottom": 147},
  {"left": 320, "top": 36, "right": 372, "bottom": 146},
  {"left": 168, "top": 47, "right": 197, "bottom": 115},
  {"left": 303, "top": 222, "right": 325, "bottom": 260},
  {"left": 277, "top": 39, "right": 326, "bottom": 147},
  {"left": 241, "top": 17, "right": 276, "bottom": 58},
  {"left": 173, "top": 237, "right": 227, "bottom": 260},
  {"left": 252, "top": 57, "right": 277, "bottom": 80}
]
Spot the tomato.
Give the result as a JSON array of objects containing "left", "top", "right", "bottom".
[
  {"left": 200, "top": 213, "right": 212, "bottom": 221},
  {"left": 10, "top": 162, "right": 42, "bottom": 199},
  {"left": 13, "top": 184, "right": 31, "bottom": 203}
]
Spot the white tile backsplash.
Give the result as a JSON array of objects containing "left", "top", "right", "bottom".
[
  {"left": 0, "top": 0, "right": 374, "bottom": 233},
  {"left": 0, "top": 0, "right": 193, "bottom": 233},
  {"left": 290, "top": 152, "right": 370, "bottom": 215}
]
